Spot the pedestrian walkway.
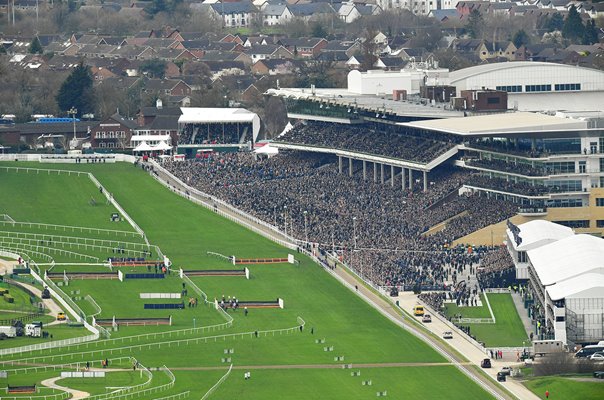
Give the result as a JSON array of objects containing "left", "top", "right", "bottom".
[
  {"left": 40, "top": 376, "right": 90, "bottom": 400},
  {"left": 510, "top": 291, "right": 534, "bottom": 340}
]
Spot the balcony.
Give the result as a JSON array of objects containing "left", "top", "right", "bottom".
[{"left": 518, "top": 206, "right": 548, "bottom": 216}]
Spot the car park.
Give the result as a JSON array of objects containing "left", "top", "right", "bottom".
[
  {"left": 480, "top": 358, "right": 492, "bottom": 368},
  {"left": 422, "top": 314, "right": 432, "bottom": 323},
  {"left": 442, "top": 331, "right": 453, "bottom": 339}
]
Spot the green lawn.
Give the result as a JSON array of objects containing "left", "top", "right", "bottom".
[
  {"left": 444, "top": 293, "right": 528, "bottom": 347},
  {"left": 444, "top": 294, "right": 491, "bottom": 318},
  {"left": 523, "top": 376, "right": 604, "bottom": 400},
  {"left": 0, "top": 162, "right": 496, "bottom": 398}
]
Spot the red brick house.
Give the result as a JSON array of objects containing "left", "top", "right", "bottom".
[{"left": 90, "top": 113, "right": 138, "bottom": 149}]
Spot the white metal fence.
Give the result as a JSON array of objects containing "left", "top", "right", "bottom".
[{"left": 200, "top": 364, "right": 233, "bottom": 400}]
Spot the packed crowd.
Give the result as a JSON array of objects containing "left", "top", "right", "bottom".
[
  {"left": 277, "top": 122, "right": 456, "bottom": 163},
  {"left": 466, "top": 175, "right": 552, "bottom": 196},
  {"left": 178, "top": 123, "right": 252, "bottom": 145},
  {"left": 466, "top": 158, "right": 546, "bottom": 177},
  {"left": 165, "top": 150, "right": 519, "bottom": 289}
]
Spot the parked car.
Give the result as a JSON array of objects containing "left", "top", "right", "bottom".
[
  {"left": 594, "top": 371, "right": 604, "bottom": 379},
  {"left": 481, "top": 358, "right": 492, "bottom": 368},
  {"left": 57, "top": 312, "right": 66, "bottom": 321},
  {"left": 422, "top": 314, "right": 432, "bottom": 323},
  {"left": 499, "top": 367, "right": 512, "bottom": 376},
  {"left": 590, "top": 352, "right": 604, "bottom": 361},
  {"left": 442, "top": 331, "right": 453, "bottom": 339},
  {"left": 496, "top": 372, "right": 506, "bottom": 382}
]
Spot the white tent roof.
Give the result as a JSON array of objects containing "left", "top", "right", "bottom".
[
  {"left": 131, "top": 134, "right": 171, "bottom": 142},
  {"left": 133, "top": 142, "right": 155, "bottom": 152},
  {"left": 547, "top": 273, "right": 604, "bottom": 301},
  {"left": 178, "top": 107, "right": 260, "bottom": 142},
  {"left": 152, "top": 142, "right": 172, "bottom": 151},
  {"left": 528, "top": 234, "right": 604, "bottom": 286},
  {"left": 509, "top": 220, "right": 574, "bottom": 252}
]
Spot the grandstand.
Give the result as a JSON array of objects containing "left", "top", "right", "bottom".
[{"left": 177, "top": 108, "right": 260, "bottom": 157}]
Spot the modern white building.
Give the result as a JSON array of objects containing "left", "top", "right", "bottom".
[
  {"left": 448, "top": 62, "right": 604, "bottom": 112},
  {"left": 505, "top": 219, "right": 574, "bottom": 279},
  {"left": 525, "top": 231, "right": 604, "bottom": 344}
]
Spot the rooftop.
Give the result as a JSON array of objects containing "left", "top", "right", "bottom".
[
  {"left": 508, "top": 220, "right": 574, "bottom": 252},
  {"left": 402, "top": 112, "right": 588, "bottom": 136},
  {"left": 267, "top": 88, "right": 463, "bottom": 119},
  {"left": 546, "top": 273, "right": 604, "bottom": 301},
  {"left": 528, "top": 234, "right": 604, "bottom": 286}
]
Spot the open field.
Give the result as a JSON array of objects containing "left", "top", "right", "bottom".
[
  {"left": 444, "top": 293, "right": 528, "bottom": 347},
  {"left": 523, "top": 375, "right": 604, "bottom": 400},
  {"left": 0, "top": 162, "right": 496, "bottom": 399}
]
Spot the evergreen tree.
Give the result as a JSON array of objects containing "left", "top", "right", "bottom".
[
  {"left": 28, "top": 37, "right": 43, "bottom": 54},
  {"left": 56, "top": 63, "right": 94, "bottom": 116},
  {"left": 140, "top": 59, "right": 167, "bottom": 79},
  {"left": 545, "top": 13, "right": 564, "bottom": 32},
  {"left": 466, "top": 9, "right": 484, "bottom": 39},
  {"left": 512, "top": 30, "right": 530, "bottom": 48},
  {"left": 562, "top": 5, "right": 585, "bottom": 43},
  {"left": 582, "top": 20, "right": 599, "bottom": 45}
]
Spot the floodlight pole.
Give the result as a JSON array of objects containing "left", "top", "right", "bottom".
[{"left": 68, "top": 107, "right": 77, "bottom": 140}]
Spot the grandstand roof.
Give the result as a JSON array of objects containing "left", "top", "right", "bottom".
[
  {"left": 509, "top": 220, "right": 574, "bottom": 252},
  {"left": 178, "top": 108, "right": 260, "bottom": 142},
  {"left": 546, "top": 273, "right": 604, "bottom": 301},
  {"left": 402, "top": 112, "right": 587, "bottom": 136},
  {"left": 266, "top": 88, "right": 463, "bottom": 120},
  {"left": 528, "top": 234, "right": 604, "bottom": 287}
]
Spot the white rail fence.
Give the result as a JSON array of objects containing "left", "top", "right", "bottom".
[
  {"left": 0, "top": 220, "right": 142, "bottom": 240},
  {"left": 200, "top": 364, "right": 233, "bottom": 400},
  {"left": 7, "top": 317, "right": 306, "bottom": 365}
]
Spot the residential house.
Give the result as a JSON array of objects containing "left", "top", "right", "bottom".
[
  {"left": 201, "top": 50, "right": 253, "bottom": 66},
  {"left": 245, "top": 44, "right": 293, "bottom": 62},
  {"left": 278, "top": 37, "right": 328, "bottom": 58},
  {"left": 91, "top": 66, "right": 117, "bottom": 83},
  {"left": 90, "top": 113, "right": 138, "bottom": 149},
  {"left": 210, "top": 1, "right": 259, "bottom": 28},
  {"left": 155, "top": 48, "right": 196, "bottom": 62},
  {"left": 321, "top": 40, "right": 362, "bottom": 58},
  {"left": 262, "top": 4, "right": 293, "bottom": 25},
  {"left": 338, "top": 2, "right": 380, "bottom": 23},
  {"left": 143, "top": 79, "right": 193, "bottom": 97},
  {"left": 251, "top": 59, "right": 304, "bottom": 75},
  {"left": 455, "top": 1, "right": 489, "bottom": 16},
  {"left": 453, "top": 39, "right": 517, "bottom": 61},
  {"left": 288, "top": 3, "right": 336, "bottom": 21},
  {"left": 111, "top": 45, "right": 156, "bottom": 60}
]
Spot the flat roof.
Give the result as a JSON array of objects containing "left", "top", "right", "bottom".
[
  {"left": 266, "top": 88, "right": 463, "bottom": 119},
  {"left": 402, "top": 112, "right": 588, "bottom": 136},
  {"left": 546, "top": 273, "right": 604, "bottom": 301},
  {"left": 528, "top": 234, "right": 604, "bottom": 286},
  {"left": 509, "top": 220, "right": 574, "bottom": 252}
]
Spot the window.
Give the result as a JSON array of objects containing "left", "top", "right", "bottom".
[
  {"left": 579, "top": 161, "right": 586, "bottom": 173},
  {"left": 597, "top": 220, "right": 604, "bottom": 228},
  {"left": 554, "top": 83, "right": 581, "bottom": 91},
  {"left": 590, "top": 142, "right": 598, "bottom": 154},
  {"left": 545, "top": 161, "right": 575, "bottom": 174},
  {"left": 525, "top": 84, "right": 552, "bottom": 92},
  {"left": 495, "top": 85, "right": 522, "bottom": 93},
  {"left": 553, "top": 220, "right": 589, "bottom": 228},
  {"left": 487, "top": 97, "right": 500, "bottom": 104},
  {"left": 597, "top": 198, "right": 604, "bottom": 207},
  {"left": 546, "top": 199, "right": 583, "bottom": 208}
]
